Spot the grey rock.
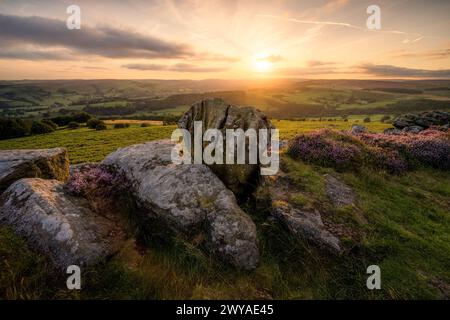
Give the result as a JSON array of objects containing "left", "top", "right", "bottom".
[
  {"left": 69, "top": 162, "right": 97, "bottom": 176},
  {"left": 383, "top": 128, "right": 402, "bottom": 135},
  {"left": 178, "top": 97, "right": 275, "bottom": 196},
  {"left": 350, "top": 125, "right": 368, "bottom": 135},
  {"left": 324, "top": 174, "right": 356, "bottom": 208},
  {"left": 0, "top": 178, "right": 124, "bottom": 270},
  {"left": 272, "top": 204, "right": 341, "bottom": 253},
  {"left": 394, "top": 111, "right": 450, "bottom": 129},
  {"left": 256, "top": 172, "right": 341, "bottom": 253},
  {"left": 0, "top": 148, "right": 69, "bottom": 192},
  {"left": 402, "top": 125, "right": 424, "bottom": 133},
  {"left": 103, "top": 140, "right": 259, "bottom": 270}
]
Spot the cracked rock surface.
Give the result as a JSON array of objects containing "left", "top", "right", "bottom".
[
  {"left": 0, "top": 148, "right": 69, "bottom": 193},
  {"left": 0, "top": 178, "right": 124, "bottom": 270},
  {"left": 103, "top": 139, "right": 259, "bottom": 270}
]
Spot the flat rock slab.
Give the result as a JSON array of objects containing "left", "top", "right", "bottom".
[
  {"left": 0, "top": 148, "right": 69, "bottom": 192},
  {"left": 0, "top": 178, "right": 124, "bottom": 270},
  {"left": 257, "top": 173, "right": 341, "bottom": 254},
  {"left": 272, "top": 202, "right": 341, "bottom": 253},
  {"left": 103, "top": 139, "right": 259, "bottom": 270},
  {"left": 324, "top": 174, "right": 356, "bottom": 208}
]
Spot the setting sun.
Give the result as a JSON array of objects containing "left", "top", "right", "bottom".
[{"left": 254, "top": 59, "right": 271, "bottom": 72}]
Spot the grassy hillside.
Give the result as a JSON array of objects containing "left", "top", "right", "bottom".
[
  {"left": 1, "top": 155, "right": 448, "bottom": 299},
  {"left": 2, "top": 80, "right": 450, "bottom": 119},
  {"left": 0, "top": 120, "right": 391, "bottom": 163},
  {"left": 0, "top": 119, "right": 449, "bottom": 299}
]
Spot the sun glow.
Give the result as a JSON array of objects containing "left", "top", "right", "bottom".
[
  {"left": 254, "top": 60, "right": 271, "bottom": 72},
  {"left": 253, "top": 54, "right": 273, "bottom": 72}
]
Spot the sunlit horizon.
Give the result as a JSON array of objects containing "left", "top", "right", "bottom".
[{"left": 0, "top": 0, "right": 449, "bottom": 80}]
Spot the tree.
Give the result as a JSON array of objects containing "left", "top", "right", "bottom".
[
  {"left": 364, "top": 117, "right": 371, "bottom": 123},
  {"left": 86, "top": 118, "right": 104, "bottom": 129},
  {"left": 41, "top": 119, "right": 58, "bottom": 130},
  {"left": 0, "top": 118, "right": 29, "bottom": 140},
  {"left": 72, "top": 112, "right": 91, "bottom": 123},
  {"left": 30, "top": 121, "right": 54, "bottom": 134},
  {"left": 67, "top": 121, "right": 80, "bottom": 129}
]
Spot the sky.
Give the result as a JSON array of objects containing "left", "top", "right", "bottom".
[{"left": 0, "top": 0, "right": 449, "bottom": 80}]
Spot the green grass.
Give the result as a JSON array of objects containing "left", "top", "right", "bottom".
[
  {"left": 0, "top": 119, "right": 448, "bottom": 299},
  {"left": 275, "top": 119, "right": 391, "bottom": 140},
  {"left": 0, "top": 124, "right": 176, "bottom": 164},
  {"left": 0, "top": 120, "right": 390, "bottom": 163}
]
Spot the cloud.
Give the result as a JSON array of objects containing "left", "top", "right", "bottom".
[
  {"left": 307, "top": 60, "right": 338, "bottom": 67},
  {"left": 122, "top": 63, "right": 229, "bottom": 73},
  {"left": 0, "top": 13, "right": 192, "bottom": 59},
  {"left": 360, "top": 64, "right": 450, "bottom": 78},
  {"left": 389, "top": 48, "right": 450, "bottom": 60},
  {"left": 189, "top": 53, "right": 240, "bottom": 63},
  {"left": 257, "top": 14, "right": 424, "bottom": 38},
  {"left": 0, "top": 48, "right": 72, "bottom": 60},
  {"left": 275, "top": 66, "right": 343, "bottom": 76}
]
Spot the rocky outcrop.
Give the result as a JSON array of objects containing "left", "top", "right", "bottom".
[
  {"left": 103, "top": 140, "right": 259, "bottom": 270},
  {"left": 0, "top": 148, "right": 69, "bottom": 192},
  {"left": 0, "top": 178, "right": 124, "bottom": 270},
  {"left": 324, "top": 174, "right": 356, "bottom": 208},
  {"left": 256, "top": 172, "right": 341, "bottom": 254},
  {"left": 383, "top": 128, "right": 402, "bottom": 135},
  {"left": 393, "top": 111, "right": 450, "bottom": 132},
  {"left": 350, "top": 125, "right": 368, "bottom": 135},
  {"left": 178, "top": 98, "right": 275, "bottom": 196}
]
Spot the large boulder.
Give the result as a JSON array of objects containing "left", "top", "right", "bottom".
[
  {"left": 0, "top": 178, "right": 124, "bottom": 270},
  {"left": 103, "top": 140, "right": 259, "bottom": 270},
  {"left": 0, "top": 148, "right": 69, "bottom": 192},
  {"left": 178, "top": 98, "right": 275, "bottom": 196}
]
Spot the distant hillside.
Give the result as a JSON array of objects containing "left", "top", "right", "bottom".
[{"left": 1, "top": 79, "right": 450, "bottom": 119}]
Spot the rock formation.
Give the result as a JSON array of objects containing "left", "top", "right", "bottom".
[
  {"left": 178, "top": 98, "right": 275, "bottom": 196},
  {"left": 0, "top": 178, "right": 124, "bottom": 270},
  {"left": 255, "top": 171, "right": 342, "bottom": 254},
  {"left": 103, "top": 139, "right": 259, "bottom": 270},
  {"left": 393, "top": 111, "right": 450, "bottom": 132},
  {"left": 0, "top": 148, "right": 69, "bottom": 192}
]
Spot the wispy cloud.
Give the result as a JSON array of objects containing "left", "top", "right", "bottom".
[
  {"left": 389, "top": 48, "right": 450, "bottom": 60},
  {"left": 256, "top": 14, "right": 424, "bottom": 38},
  {"left": 359, "top": 63, "right": 450, "bottom": 78},
  {"left": 122, "top": 63, "right": 229, "bottom": 73},
  {"left": 307, "top": 60, "right": 339, "bottom": 67},
  {"left": 0, "top": 48, "right": 72, "bottom": 60}
]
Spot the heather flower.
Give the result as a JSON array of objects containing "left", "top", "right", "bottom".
[
  {"left": 65, "top": 164, "right": 130, "bottom": 211},
  {"left": 288, "top": 129, "right": 363, "bottom": 171},
  {"left": 288, "top": 128, "right": 449, "bottom": 174}
]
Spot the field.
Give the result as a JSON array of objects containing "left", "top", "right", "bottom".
[
  {"left": 2, "top": 79, "right": 450, "bottom": 120},
  {"left": 0, "top": 120, "right": 391, "bottom": 163},
  {"left": 103, "top": 119, "right": 164, "bottom": 125}
]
